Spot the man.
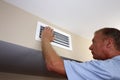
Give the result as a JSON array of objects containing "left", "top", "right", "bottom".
[{"left": 41, "top": 27, "right": 120, "bottom": 80}]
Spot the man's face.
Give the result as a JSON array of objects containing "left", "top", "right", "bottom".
[{"left": 89, "top": 32, "right": 107, "bottom": 60}]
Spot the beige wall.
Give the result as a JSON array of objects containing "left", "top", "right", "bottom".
[{"left": 0, "top": 0, "right": 93, "bottom": 79}]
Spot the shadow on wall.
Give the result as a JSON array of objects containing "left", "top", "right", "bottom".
[
  {"left": 0, "top": 40, "right": 82, "bottom": 78},
  {"left": 0, "top": 40, "right": 64, "bottom": 78}
]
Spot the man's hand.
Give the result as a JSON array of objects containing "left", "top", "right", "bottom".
[{"left": 41, "top": 27, "right": 54, "bottom": 43}]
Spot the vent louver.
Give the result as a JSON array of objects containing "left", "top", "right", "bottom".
[{"left": 35, "top": 22, "right": 72, "bottom": 50}]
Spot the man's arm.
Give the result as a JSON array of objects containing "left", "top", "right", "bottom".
[{"left": 41, "top": 27, "right": 66, "bottom": 76}]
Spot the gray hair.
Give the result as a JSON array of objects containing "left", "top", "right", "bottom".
[{"left": 95, "top": 27, "right": 120, "bottom": 51}]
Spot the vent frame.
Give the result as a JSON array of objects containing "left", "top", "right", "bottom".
[{"left": 35, "top": 21, "right": 72, "bottom": 50}]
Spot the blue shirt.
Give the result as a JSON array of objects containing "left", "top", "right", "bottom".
[{"left": 64, "top": 55, "right": 120, "bottom": 80}]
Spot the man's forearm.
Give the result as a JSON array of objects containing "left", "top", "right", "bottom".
[{"left": 41, "top": 40, "right": 66, "bottom": 75}]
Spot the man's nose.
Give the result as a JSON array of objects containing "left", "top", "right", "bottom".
[{"left": 89, "top": 44, "right": 93, "bottom": 50}]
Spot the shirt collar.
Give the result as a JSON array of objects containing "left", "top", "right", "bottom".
[{"left": 112, "top": 55, "right": 120, "bottom": 60}]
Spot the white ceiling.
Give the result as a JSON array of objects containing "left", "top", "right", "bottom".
[{"left": 3, "top": 0, "right": 120, "bottom": 40}]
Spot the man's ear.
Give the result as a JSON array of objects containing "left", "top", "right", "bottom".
[{"left": 104, "top": 38, "right": 114, "bottom": 48}]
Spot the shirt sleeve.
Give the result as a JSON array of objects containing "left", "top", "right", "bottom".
[{"left": 64, "top": 60, "right": 112, "bottom": 80}]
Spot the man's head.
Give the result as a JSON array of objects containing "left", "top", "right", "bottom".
[{"left": 89, "top": 28, "right": 120, "bottom": 60}]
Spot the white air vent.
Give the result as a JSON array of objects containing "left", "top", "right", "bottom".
[{"left": 35, "top": 22, "right": 72, "bottom": 50}]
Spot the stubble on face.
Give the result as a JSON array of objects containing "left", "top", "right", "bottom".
[{"left": 90, "top": 32, "right": 107, "bottom": 60}]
